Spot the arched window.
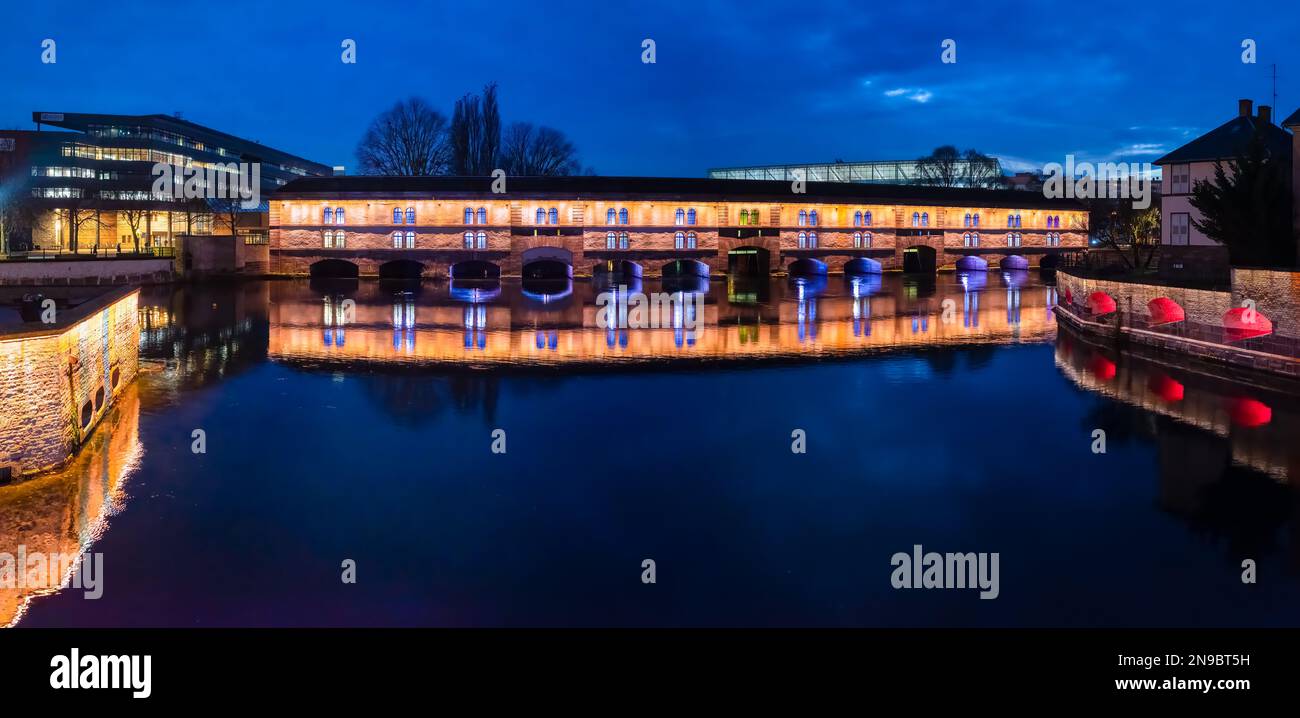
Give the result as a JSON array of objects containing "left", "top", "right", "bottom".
[
  {"left": 675, "top": 231, "right": 685, "bottom": 249},
  {"left": 618, "top": 232, "right": 628, "bottom": 249},
  {"left": 963, "top": 232, "right": 971, "bottom": 247},
  {"left": 798, "top": 231, "right": 807, "bottom": 248},
  {"left": 798, "top": 210, "right": 808, "bottom": 226},
  {"left": 809, "top": 210, "right": 819, "bottom": 226},
  {"left": 393, "top": 231, "right": 403, "bottom": 248},
  {"left": 808, "top": 231, "right": 818, "bottom": 248},
  {"left": 323, "top": 230, "right": 333, "bottom": 247},
  {"left": 739, "top": 209, "right": 749, "bottom": 226},
  {"left": 606, "top": 208, "right": 616, "bottom": 225},
  {"left": 751, "top": 208, "right": 760, "bottom": 224},
  {"left": 334, "top": 231, "right": 345, "bottom": 248},
  {"left": 912, "top": 212, "right": 920, "bottom": 227},
  {"left": 323, "top": 207, "right": 333, "bottom": 224},
  {"left": 864, "top": 211, "right": 872, "bottom": 227},
  {"left": 964, "top": 213, "right": 971, "bottom": 227},
  {"left": 921, "top": 212, "right": 929, "bottom": 227},
  {"left": 853, "top": 232, "right": 862, "bottom": 248},
  {"left": 462, "top": 231, "right": 472, "bottom": 248},
  {"left": 548, "top": 208, "right": 558, "bottom": 225},
  {"left": 405, "top": 231, "right": 415, "bottom": 248},
  {"left": 972, "top": 213, "right": 980, "bottom": 227},
  {"left": 971, "top": 232, "right": 979, "bottom": 246},
  {"left": 1015, "top": 214, "right": 1022, "bottom": 228},
  {"left": 854, "top": 211, "right": 863, "bottom": 227},
  {"left": 863, "top": 232, "right": 872, "bottom": 248},
  {"left": 476, "top": 231, "right": 487, "bottom": 249},
  {"left": 686, "top": 232, "right": 697, "bottom": 248},
  {"left": 606, "top": 232, "right": 616, "bottom": 249},
  {"left": 618, "top": 208, "right": 628, "bottom": 225},
  {"left": 675, "top": 208, "right": 685, "bottom": 226},
  {"left": 536, "top": 208, "right": 546, "bottom": 224},
  {"left": 335, "top": 207, "right": 345, "bottom": 225},
  {"left": 687, "top": 209, "right": 696, "bottom": 225},
  {"left": 1007, "top": 215, "right": 1014, "bottom": 228},
  {"left": 463, "top": 208, "right": 473, "bottom": 224}
]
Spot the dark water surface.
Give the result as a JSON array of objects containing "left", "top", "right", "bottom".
[{"left": 14, "top": 273, "right": 1300, "bottom": 626}]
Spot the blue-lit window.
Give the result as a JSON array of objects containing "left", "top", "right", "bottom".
[
  {"left": 921, "top": 212, "right": 929, "bottom": 227},
  {"left": 606, "top": 232, "right": 616, "bottom": 249},
  {"left": 1015, "top": 214, "right": 1022, "bottom": 228},
  {"left": 971, "top": 232, "right": 979, "bottom": 246},
  {"left": 476, "top": 231, "right": 487, "bottom": 249},
  {"left": 618, "top": 208, "right": 628, "bottom": 225},
  {"left": 964, "top": 213, "right": 972, "bottom": 227},
  {"left": 1007, "top": 215, "right": 1014, "bottom": 228},
  {"left": 392, "top": 231, "right": 403, "bottom": 248},
  {"left": 334, "top": 207, "right": 345, "bottom": 225},
  {"left": 912, "top": 212, "right": 920, "bottom": 227},
  {"left": 396, "top": 207, "right": 405, "bottom": 224},
  {"left": 323, "top": 207, "right": 333, "bottom": 224},
  {"left": 798, "top": 210, "right": 808, "bottom": 226},
  {"left": 464, "top": 207, "right": 474, "bottom": 224},
  {"left": 864, "top": 211, "right": 872, "bottom": 227},
  {"left": 854, "top": 232, "right": 862, "bottom": 247},
  {"left": 686, "top": 232, "right": 697, "bottom": 249},
  {"left": 798, "top": 231, "right": 807, "bottom": 248},
  {"left": 854, "top": 211, "right": 863, "bottom": 227},
  {"left": 675, "top": 208, "right": 685, "bottom": 226},
  {"left": 404, "top": 231, "right": 415, "bottom": 248},
  {"left": 863, "top": 232, "right": 872, "bottom": 248},
  {"left": 536, "top": 208, "right": 546, "bottom": 224},
  {"left": 606, "top": 208, "right": 616, "bottom": 225},
  {"left": 808, "top": 231, "right": 818, "bottom": 248},
  {"left": 463, "top": 231, "right": 474, "bottom": 248},
  {"left": 476, "top": 207, "right": 485, "bottom": 224},
  {"left": 809, "top": 210, "right": 818, "bottom": 226},
  {"left": 972, "top": 213, "right": 979, "bottom": 227},
  {"left": 548, "top": 208, "right": 558, "bottom": 225},
  {"left": 333, "top": 231, "right": 344, "bottom": 248},
  {"left": 618, "top": 232, "right": 628, "bottom": 249},
  {"left": 687, "top": 209, "right": 696, "bottom": 225},
  {"left": 675, "top": 231, "right": 685, "bottom": 249},
  {"left": 406, "top": 208, "right": 415, "bottom": 224}
]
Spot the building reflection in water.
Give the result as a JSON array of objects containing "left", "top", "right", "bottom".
[
  {"left": 1054, "top": 328, "right": 1300, "bottom": 572},
  {"left": 0, "top": 384, "right": 142, "bottom": 627}
]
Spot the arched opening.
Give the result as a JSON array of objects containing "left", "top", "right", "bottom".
[
  {"left": 522, "top": 246, "right": 573, "bottom": 280},
  {"left": 1038, "top": 253, "right": 1062, "bottom": 271},
  {"left": 1000, "top": 255, "right": 1029, "bottom": 270},
  {"left": 451, "top": 260, "right": 501, "bottom": 280},
  {"left": 727, "top": 246, "right": 770, "bottom": 277},
  {"left": 378, "top": 259, "right": 425, "bottom": 280},
  {"left": 594, "top": 259, "right": 643, "bottom": 279},
  {"left": 788, "top": 258, "right": 828, "bottom": 276},
  {"left": 902, "top": 245, "right": 937, "bottom": 273},
  {"left": 309, "top": 259, "right": 359, "bottom": 278},
  {"left": 844, "top": 257, "right": 883, "bottom": 274},
  {"left": 662, "top": 258, "right": 710, "bottom": 279},
  {"left": 954, "top": 256, "right": 988, "bottom": 272}
]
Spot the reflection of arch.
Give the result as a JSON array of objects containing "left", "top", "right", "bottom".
[
  {"left": 521, "top": 278, "right": 574, "bottom": 302},
  {"left": 522, "top": 246, "right": 572, "bottom": 280},
  {"left": 844, "top": 257, "right": 882, "bottom": 274},
  {"left": 451, "top": 260, "right": 501, "bottom": 280},
  {"left": 662, "top": 258, "right": 710, "bottom": 278},
  {"left": 727, "top": 246, "right": 770, "bottom": 277},
  {"left": 449, "top": 279, "right": 501, "bottom": 302},
  {"left": 378, "top": 259, "right": 424, "bottom": 280},
  {"left": 1000, "top": 269, "right": 1030, "bottom": 288},
  {"left": 788, "top": 258, "right": 827, "bottom": 276},
  {"left": 954, "top": 256, "right": 988, "bottom": 271},
  {"left": 310, "top": 259, "right": 359, "bottom": 278},
  {"left": 1000, "top": 255, "right": 1029, "bottom": 270},
  {"left": 662, "top": 274, "right": 709, "bottom": 295},
  {"left": 902, "top": 245, "right": 937, "bottom": 273},
  {"left": 956, "top": 270, "right": 988, "bottom": 292}
]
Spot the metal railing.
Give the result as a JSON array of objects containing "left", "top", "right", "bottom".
[{"left": 1, "top": 246, "right": 175, "bottom": 261}]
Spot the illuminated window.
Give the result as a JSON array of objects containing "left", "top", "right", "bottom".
[
  {"left": 392, "top": 231, "right": 403, "bottom": 248},
  {"left": 464, "top": 231, "right": 474, "bottom": 248},
  {"left": 536, "top": 208, "right": 546, "bottom": 224},
  {"left": 323, "top": 207, "right": 333, "bottom": 224},
  {"left": 1007, "top": 215, "right": 1015, "bottom": 228},
  {"left": 618, "top": 231, "right": 629, "bottom": 249},
  {"left": 335, "top": 207, "right": 345, "bottom": 224},
  {"left": 798, "top": 210, "right": 808, "bottom": 226},
  {"left": 1015, "top": 214, "right": 1022, "bottom": 228},
  {"left": 963, "top": 232, "right": 971, "bottom": 246},
  {"left": 854, "top": 211, "right": 863, "bottom": 227},
  {"left": 686, "top": 232, "right": 697, "bottom": 248},
  {"left": 405, "top": 231, "right": 415, "bottom": 248},
  {"left": 972, "top": 213, "right": 979, "bottom": 227},
  {"left": 864, "top": 211, "right": 872, "bottom": 227},
  {"left": 964, "top": 213, "right": 972, "bottom": 227},
  {"left": 476, "top": 231, "right": 487, "bottom": 249},
  {"left": 606, "top": 232, "right": 616, "bottom": 249},
  {"left": 606, "top": 208, "right": 616, "bottom": 225},
  {"left": 619, "top": 208, "right": 628, "bottom": 225},
  {"left": 854, "top": 232, "right": 863, "bottom": 247},
  {"left": 687, "top": 209, "right": 697, "bottom": 225},
  {"left": 464, "top": 208, "right": 474, "bottom": 224},
  {"left": 739, "top": 209, "right": 750, "bottom": 225},
  {"left": 750, "top": 208, "right": 760, "bottom": 224},
  {"left": 396, "top": 207, "right": 405, "bottom": 224},
  {"left": 798, "top": 231, "right": 807, "bottom": 248},
  {"left": 971, "top": 232, "right": 979, "bottom": 246},
  {"left": 675, "top": 231, "right": 685, "bottom": 249},
  {"left": 675, "top": 208, "right": 685, "bottom": 226},
  {"left": 921, "top": 212, "right": 929, "bottom": 227},
  {"left": 548, "top": 208, "right": 558, "bottom": 225},
  {"left": 809, "top": 210, "right": 819, "bottom": 226},
  {"left": 476, "top": 207, "right": 486, "bottom": 224},
  {"left": 912, "top": 212, "right": 920, "bottom": 227},
  {"left": 406, "top": 208, "right": 416, "bottom": 224},
  {"left": 323, "top": 230, "right": 334, "bottom": 247},
  {"left": 863, "top": 232, "right": 872, "bottom": 248},
  {"left": 808, "top": 231, "right": 818, "bottom": 248}
]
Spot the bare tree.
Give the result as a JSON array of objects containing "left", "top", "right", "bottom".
[
  {"left": 355, "top": 98, "right": 452, "bottom": 176},
  {"left": 121, "top": 206, "right": 149, "bottom": 253},
  {"left": 0, "top": 191, "right": 37, "bottom": 254},
  {"left": 1087, "top": 197, "right": 1160, "bottom": 271},
  {"left": 915, "top": 146, "right": 1003, "bottom": 187},
  {"left": 451, "top": 83, "right": 500, "bottom": 175},
  {"left": 962, "top": 149, "right": 1002, "bottom": 189},
  {"left": 500, "top": 122, "right": 582, "bottom": 176}
]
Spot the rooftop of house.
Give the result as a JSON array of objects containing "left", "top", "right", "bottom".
[{"left": 1154, "top": 99, "right": 1295, "bottom": 165}]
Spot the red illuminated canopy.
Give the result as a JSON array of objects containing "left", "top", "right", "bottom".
[
  {"left": 1225, "top": 397, "right": 1272, "bottom": 427},
  {"left": 1147, "top": 372, "right": 1184, "bottom": 402},
  {"left": 1088, "top": 292, "right": 1117, "bottom": 316},
  {"left": 1222, "top": 307, "right": 1273, "bottom": 342},
  {"left": 1147, "top": 297, "right": 1185, "bottom": 326}
]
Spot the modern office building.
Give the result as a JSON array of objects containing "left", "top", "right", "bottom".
[
  {"left": 707, "top": 158, "right": 1003, "bottom": 186},
  {"left": 0, "top": 112, "right": 331, "bottom": 254},
  {"left": 270, "top": 175, "right": 1087, "bottom": 278}
]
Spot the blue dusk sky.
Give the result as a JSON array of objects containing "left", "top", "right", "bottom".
[{"left": 2, "top": 0, "right": 1296, "bottom": 176}]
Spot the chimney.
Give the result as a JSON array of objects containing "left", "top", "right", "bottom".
[
  {"left": 1239, "top": 98, "right": 1253, "bottom": 117},
  {"left": 1258, "top": 105, "right": 1272, "bottom": 125}
]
